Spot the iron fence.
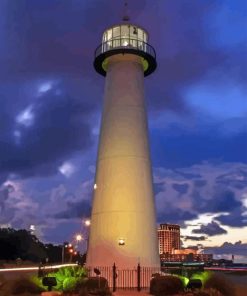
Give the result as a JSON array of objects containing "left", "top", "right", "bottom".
[{"left": 86, "top": 263, "right": 162, "bottom": 291}]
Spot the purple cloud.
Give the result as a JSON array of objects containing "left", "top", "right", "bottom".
[
  {"left": 192, "top": 221, "right": 227, "bottom": 236},
  {"left": 182, "top": 235, "right": 207, "bottom": 241},
  {"left": 204, "top": 241, "right": 247, "bottom": 257}
]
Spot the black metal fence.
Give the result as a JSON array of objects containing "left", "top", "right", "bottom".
[{"left": 86, "top": 263, "right": 162, "bottom": 291}]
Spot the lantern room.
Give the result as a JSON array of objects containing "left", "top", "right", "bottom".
[
  {"left": 102, "top": 24, "right": 148, "bottom": 51},
  {"left": 94, "top": 24, "right": 157, "bottom": 77}
]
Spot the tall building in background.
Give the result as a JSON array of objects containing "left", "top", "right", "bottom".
[
  {"left": 86, "top": 22, "right": 160, "bottom": 269},
  {"left": 158, "top": 223, "right": 181, "bottom": 254}
]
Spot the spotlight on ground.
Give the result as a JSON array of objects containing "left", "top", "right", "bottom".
[{"left": 187, "top": 278, "right": 202, "bottom": 290}]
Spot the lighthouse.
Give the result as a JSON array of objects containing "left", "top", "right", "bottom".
[{"left": 86, "top": 22, "right": 160, "bottom": 269}]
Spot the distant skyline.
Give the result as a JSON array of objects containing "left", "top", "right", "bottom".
[{"left": 0, "top": 1, "right": 246, "bottom": 261}]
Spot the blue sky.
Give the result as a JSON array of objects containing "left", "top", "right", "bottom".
[{"left": 0, "top": 0, "right": 246, "bottom": 259}]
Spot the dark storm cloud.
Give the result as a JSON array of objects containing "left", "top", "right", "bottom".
[
  {"left": 0, "top": 0, "right": 148, "bottom": 181},
  {"left": 192, "top": 221, "right": 227, "bottom": 236},
  {"left": 215, "top": 209, "right": 247, "bottom": 227},
  {"left": 182, "top": 235, "right": 207, "bottom": 241},
  {"left": 194, "top": 180, "right": 207, "bottom": 188},
  {"left": 157, "top": 209, "right": 197, "bottom": 226},
  {"left": 145, "top": 1, "right": 246, "bottom": 113},
  {"left": 0, "top": 183, "right": 16, "bottom": 225},
  {"left": 155, "top": 162, "right": 247, "bottom": 229},
  {"left": 54, "top": 200, "right": 91, "bottom": 219},
  {"left": 151, "top": 128, "right": 247, "bottom": 169},
  {"left": 0, "top": 184, "right": 14, "bottom": 211},
  {"left": 210, "top": 190, "right": 242, "bottom": 212},
  {"left": 216, "top": 170, "right": 247, "bottom": 190},
  {"left": 0, "top": 0, "right": 245, "bottom": 109},
  {"left": 204, "top": 241, "right": 247, "bottom": 256},
  {"left": 0, "top": 86, "right": 94, "bottom": 178},
  {"left": 172, "top": 183, "right": 189, "bottom": 194},
  {"left": 0, "top": 0, "right": 145, "bottom": 80},
  {"left": 153, "top": 183, "right": 165, "bottom": 196},
  {"left": 192, "top": 189, "right": 242, "bottom": 214},
  {"left": 0, "top": 0, "right": 245, "bottom": 181}
]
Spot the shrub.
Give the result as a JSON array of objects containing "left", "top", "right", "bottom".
[
  {"left": 150, "top": 275, "right": 184, "bottom": 295},
  {"left": 204, "top": 273, "right": 235, "bottom": 296},
  {"left": 32, "top": 265, "right": 88, "bottom": 293},
  {"left": 62, "top": 276, "right": 78, "bottom": 292},
  {"left": 85, "top": 276, "right": 108, "bottom": 290},
  {"left": 190, "top": 271, "right": 212, "bottom": 288}
]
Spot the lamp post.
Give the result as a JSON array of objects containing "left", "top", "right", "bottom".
[
  {"left": 62, "top": 243, "right": 68, "bottom": 264},
  {"left": 75, "top": 234, "right": 83, "bottom": 253},
  {"left": 62, "top": 243, "right": 73, "bottom": 263},
  {"left": 69, "top": 247, "right": 74, "bottom": 263},
  {"left": 83, "top": 219, "right": 91, "bottom": 254},
  {"left": 76, "top": 234, "right": 83, "bottom": 242}
]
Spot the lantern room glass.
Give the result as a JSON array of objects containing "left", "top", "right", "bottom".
[{"left": 102, "top": 25, "right": 148, "bottom": 53}]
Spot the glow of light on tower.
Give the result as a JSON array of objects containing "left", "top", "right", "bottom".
[{"left": 85, "top": 219, "right": 91, "bottom": 226}]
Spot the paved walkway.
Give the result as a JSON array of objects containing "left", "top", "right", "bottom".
[{"left": 113, "top": 289, "right": 150, "bottom": 295}]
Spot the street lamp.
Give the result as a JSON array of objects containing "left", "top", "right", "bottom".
[
  {"left": 76, "top": 234, "right": 83, "bottom": 242},
  {"left": 83, "top": 219, "right": 91, "bottom": 254},
  {"left": 68, "top": 245, "right": 74, "bottom": 262},
  {"left": 85, "top": 219, "right": 91, "bottom": 227},
  {"left": 62, "top": 242, "right": 69, "bottom": 264}
]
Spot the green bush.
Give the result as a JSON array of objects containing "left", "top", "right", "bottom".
[
  {"left": 85, "top": 276, "right": 108, "bottom": 290},
  {"left": 150, "top": 275, "right": 184, "bottom": 295},
  {"left": 190, "top": 271, "right": 212, "bottom": 287},
  {"left": 204, "top": 273, "right": 235, "bottom": 296},
  {"left": 31, "top": 265, "right": 88, "bottom": 293}
]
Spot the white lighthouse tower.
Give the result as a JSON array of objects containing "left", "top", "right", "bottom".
[{"left": 86, "top": 20, "right": 160, "bottom": 269}]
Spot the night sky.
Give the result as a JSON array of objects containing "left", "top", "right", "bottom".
[{"left": 0, "top": 1, "right": 246, "bottom": 261}]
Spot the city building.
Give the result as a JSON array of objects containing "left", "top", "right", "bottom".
[
  {"left": 86, "top": 19, "right": 160, "bottom": 269},
  {"left": 160, "top": 252, "right": 213, "bottom": 263},
  {"left": 158, "top": 224, "right": 181, "bottom": 254}
]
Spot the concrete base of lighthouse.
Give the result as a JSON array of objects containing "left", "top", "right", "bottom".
[{"left": 86, "top": 54, "right": 160, "bottom": 269}]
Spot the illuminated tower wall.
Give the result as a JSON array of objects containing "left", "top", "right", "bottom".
[{"left": 87, "top": 24, "right": 160, "bottom": 268}]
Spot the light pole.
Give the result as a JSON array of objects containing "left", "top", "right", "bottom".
[
  {"left": 75, "top": 234, "right": 83, "bottom": 251},
  {"left": 76, "top": 234, "right": 83, "bottom": 242},
  {"left": 62, "top": 243, "right": 72, "bottom": 264},
  {"left": 62, "top": 243, "right": 68, "bottom": 264},
  {"left": 83, "top": 219, "right": 91, "bottom": 254}
]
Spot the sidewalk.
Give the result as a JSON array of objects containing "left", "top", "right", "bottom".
[{"left": 113, "top": 289, "right": 150, "bottom": 295}]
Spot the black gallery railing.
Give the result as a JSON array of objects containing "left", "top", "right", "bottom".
[{"left": 95, "top": 38, "right": 156, "bottom": 60}]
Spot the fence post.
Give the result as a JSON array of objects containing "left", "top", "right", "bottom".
[
  {"left": 113, "top": 263, "right": 116, "bottom": 292},
  {"left": 137, "top": 263, "right": 141, "bottom": 291}
]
